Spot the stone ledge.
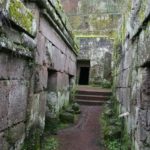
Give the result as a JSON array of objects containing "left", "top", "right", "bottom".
[
  {"left": 0, "top": 37, "right": 33, "bottom": 58},
  {"left": 27, "top": 0, "right": 78, "bottom": 54},
  {"left": 1, "top": 0, "right": 37, "bottom": 37}
]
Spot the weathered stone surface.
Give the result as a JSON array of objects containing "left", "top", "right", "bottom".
[
  {"left": 4, "top": 26, "right": 22, "bottom": 44},
  {"left": 5, "top": 123, "right": 25, "bottom": 145},
  {"left": 21, "top": 33, "right": 36, "bottom": 50},
  {"left": 36, "top": 33, "right": 47, "bottom": 65},
  {"left": 38, "top": 92, "right": 47, "bottom": 129},
  {"left": 0, "top": 0, "right": 77, "bottom": 149},
  {"left": 8, "top": 80, "right": 28, "bottom": 126},
  {"left": 113, "top": 0, "right": 150, "bottom": 149},
  {"left": 0, "top": 53, "right": 31, "bottom": 80},
  {"left": 0, "top": 132, "right": 9, "bottom": 150},
  {"left": 0, "top": 79, "right": 28, "bottom": 130},
  {"left": 77, "top": 37, "right": 113, "bottom": 84},
  {"left": 0, "top": 81, "right": 9, "bottom": 131},
  {"left": 103, "top": 52, "right": 112, "bottom": 80},
  {"left": 35, "top": 65, "right": 48, "bottom": 93},
  {"left": 40, "top": 17, "right": 66, "bottom": 54},
  {"left": 57, "top": 72, "right": 69, "bottom": 90},
  {"left": 7, "top": 0, "right": 37, "bottom": 36}
]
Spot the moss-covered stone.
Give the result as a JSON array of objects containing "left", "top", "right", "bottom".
[
  {"left": 0, "top": 0, "right": 4, "bottom": 5},
  {"left": 59, "top": 112, "right": 75, "bottom": 123},
  {"left": 8, "top": 0, "right": 36, "bottom": 36},
  {"left": 22, "top": 125, "right": 41, "bottom": 150}
]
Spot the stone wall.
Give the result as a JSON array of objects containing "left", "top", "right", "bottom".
[
  {"left": 0, "top": 0, "right": 77, "bottom": 149},
  {"left": 77, "top": 37, "right": 113, "bottom": 84},
  {"left": 113, "top": 0, "right": 150, "bottom": 149},
  {"left": 61, "top": 0, "right": 121, "bottom": 37}
]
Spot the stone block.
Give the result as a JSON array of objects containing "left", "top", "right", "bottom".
[
  {"left": 0, "top": 53, "right": 9, "bottom": 79},
  {"left": 4, "top": 26, "right": 22, "bottom": 44},
  {"left": 0, "top": 53, "right": 31, "bottom": 80},
  {"left": 103, "top": 52, "right": 112, "bottom": 80},
  {"left": 39, "top": 17, "right": 66, "bottom": 54},
  {"left": 38, "top": 92, "right": 47, "bottom": 129},
  {"left": 29, "top": 94, "right": 40, "bottom": 125},
  {"left": 0, "top": 81, "right": 9, "bottom": 131},
  {"left": 45, "top": 39, "right": 53, "bottom": 67},
  {"left": 5, "top": 123, "right": 25, "bottom": 145},
  {"left": 7, "top": 56, "right": 31, "bottom": 80},
  {"left": 8, "top": 80, "right": 28, "bottom": 126},
  {"left": 7, "top": 0, "right": 37, "bottom": 36},
  {"left": 21, "top": 33, "right": 36, "bottom": 50},
  {"left": 57, "top": 72, "right": 69, "bottom": 90},
  {"left": 36, "top": 33, "right": 46, "bottom": 65},
  {"left": 68, "top": 59, "right": 76, "bottom": 76},
  {"left": 64, "top": 54, "right": 69, "bottom": 73},
  {"left": 57, "top": 72, "right": 63, "bottom": 90},
  {"left": 0, "top": 132, "right": 9, "bottom": 150},
  {"left": 47, "top": 92, "right": 58, "bottom": 117},
  {"left": 51, "top": 46, "right": 63, "bottom": 71},
  {"left": 35, "top": 65, "right": 48, "bottom": 93}
]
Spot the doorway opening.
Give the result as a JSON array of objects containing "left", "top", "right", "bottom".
[
  {"left": 79, "top": 67, "right": 90, "bottom": 85},
  {"left": 77, "top": 60, "right": 90, "bottom": 85}
]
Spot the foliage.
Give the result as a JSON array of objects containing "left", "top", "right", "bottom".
[
  {"left": 22, "top": 126, "right": 41, "bottom": 150},
  {"left": 70, "top": 85, "right": 77, "bottom": 102},
  {"left": 45, "top": 118, "right": 60, "bottom": 134},
  {"left": 107, "top": 140, "right": 121, "bottom": 150},
  {"left": 100, "top": 79, "right": 112, "bottom": 88},
  {"left": 101, "top": 96, "right": 132, "bottom": 150},
  {"left": 41, "top": 137, "right": 59, "bottom": 150}
]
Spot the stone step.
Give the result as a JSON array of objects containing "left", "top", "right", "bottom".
[
  {"left": 75, "top": 94, "right": 109, "bottom": 101},
  {"left": 75, "top": 99, "right": 106, "bottom": 105},
  {"left": 76, "top": 90, "right": 111, "bottom": 96}
]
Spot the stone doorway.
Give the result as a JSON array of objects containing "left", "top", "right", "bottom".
[
  {"left": 79, "top": 67, "right": 90, "bottom": 85},
  {"left": 77, "top": 60, "right": 90, "bottom": 85}
]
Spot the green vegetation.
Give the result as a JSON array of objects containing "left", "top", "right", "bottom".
[
  {"left": 41, "top": 137, "right": 59, "bottom": 150},
  {"left": 100, "top": 79, "right": 112, "bottom": 88},
  {"left": 22, "top": 126, "right": 41, "bottom": 150},
  {"left": 92, "top": 79, "right": 112, "bottom": 89},
  {"left": 101, "top": 96, "right": 132, "bottom": 150},
  {"left": 9, "top": 0, "right": 35, "bottom": 35}
]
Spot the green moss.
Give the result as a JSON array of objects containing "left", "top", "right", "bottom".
[
  {"left": 0, "top": 0, "right": 4, "bottom": 5},
  {"left": 138, "top": 0, "right": 146, "bottom": 23},
  {"left": 9, "top": 0, "right": 35, "bottom": 35},
  {"left": 41, "top": 136, "right": 59, "bottom": 150},
  {"left": 22, "top": 126, "right": 41, "bottom": 150},
  {"left": 101, "top": 96, "right": 132, "bottom": 150}
]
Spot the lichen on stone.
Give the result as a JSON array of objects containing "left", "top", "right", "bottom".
[{"left": 8, "top": 0, "right": 36, "bottom": 36}]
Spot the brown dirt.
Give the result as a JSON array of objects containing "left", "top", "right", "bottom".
[{"left": 57, "top": 105, "right": 105, "bottom": 150}]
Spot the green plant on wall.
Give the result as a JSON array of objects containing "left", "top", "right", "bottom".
[{"left": 101, "top": 96, "right": 132, "bottom": 150}]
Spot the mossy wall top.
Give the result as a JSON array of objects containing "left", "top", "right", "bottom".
[
  {"left": 60, "top": 0, "right": 123, "bottom": 38},
  {"left": 8, "top": 0, "right": 36, "bottom": 36}
]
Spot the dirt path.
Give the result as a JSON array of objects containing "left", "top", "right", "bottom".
[{"left": 57, "top": 105, "right": 104, "bottom": 150}]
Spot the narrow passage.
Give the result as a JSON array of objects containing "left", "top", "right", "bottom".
[{"left": 57, "top": 105, "right": 104, "bottom": 150}]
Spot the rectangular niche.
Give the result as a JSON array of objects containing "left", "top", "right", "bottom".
[{"left": 47, "top": 69, "right": 57, "bottom": 91}]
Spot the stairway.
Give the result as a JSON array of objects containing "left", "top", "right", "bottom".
[{"left": 75, "top": 86, "right": 112, "bottom": 105}]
